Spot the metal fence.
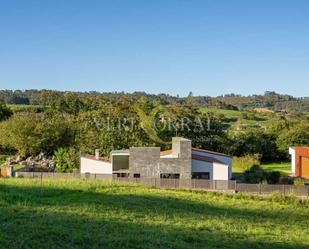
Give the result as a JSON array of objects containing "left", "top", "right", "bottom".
[
  {"left": 14, "top": 172, "right": 309, "bottom": 197},
  {"left": 15, "top": 172, "right": 114, "bottom": 179}
]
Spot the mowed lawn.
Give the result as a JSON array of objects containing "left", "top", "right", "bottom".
[
  {"left": 0, "top": 179, "right": 308, "bottom": 249},
  {"left": 260, "top": 162, "right": 291, "bottom": 175}
]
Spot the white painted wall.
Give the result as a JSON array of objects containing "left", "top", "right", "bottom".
[
  {"left": 213, "top": 162, "right": 229, "bottom": 180},
  {"left": 289, "top": 147, "right": 296, "bottom": 175},
  {"left": 80, "top": 157, "right": 112, "bottom": 174},
  {"left": 192, "top": 150, "right": 232, "bottom": 178},
  {"left": 192, "top": 159, "right": 229, "bottom": 180}
]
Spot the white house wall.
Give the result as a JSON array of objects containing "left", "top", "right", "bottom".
[
  {"left": 213, "top": 162, "right": 229, "bottom": 180},
  {"left": 289, "top": 147, "right": 296, "bottom": 174},
  {"left": 192, "top": 150, "right": 232, "bottom": 178},
  {"left": 192, "top": 159, "right": 229, "bottom": 180},
  {"left": 80, "top": 157, "right": 112, "bottom": 174}
]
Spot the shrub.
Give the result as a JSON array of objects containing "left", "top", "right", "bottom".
[
  {"left": 54, "top": 147, "right": 79, "bottom": 173},
  {"left": 0, "top": 104, "right": 13, "bottom": 121},
  {"left": 243, "top": 165, "right": 266, "bottom": 183},
  {"left": 266, "top": 171, "right": 281, "bottom": 184},
  {"left": 293, "top": 178, "right": 309, "bottom": 186},
  {"left": 243, "top": 165, "right": 281, "bottom": 184}
]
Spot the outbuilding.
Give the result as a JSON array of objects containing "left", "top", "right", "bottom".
[{"left": 289, "top": 147, "right": 309, "bottom": 179}]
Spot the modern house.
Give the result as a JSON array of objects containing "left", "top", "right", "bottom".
[
  {"left": 80, "top": 137, "right": 232, "bottom": 180},
  {"left": 289, "top": 147, "right": 309, "bottom": 179}
]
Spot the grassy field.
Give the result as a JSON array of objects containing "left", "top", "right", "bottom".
[
  {"left": 7, "top": 104, "right": 40, "bottom": 113},
  {"left": 200, "top": 107, "right": 275, "bottom": 130},
  {"left": 0, "top": 179, "right": 308, "bottom": 249},
  {"left": 260, "top": 162, "right": 291, "bottom": 175},
  {"left": 233, "top": 161, "right": 291, "bottom": 175}
]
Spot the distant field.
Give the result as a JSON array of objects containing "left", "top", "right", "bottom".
[
  {"left": 0, "top": 178, "right": 308, "bottom": 249},
  {"left": 7, "top": 104, "right": 40, "bottom": 113},
  {"left": 200, "top": 107, "right": 276, "bottom": 130},
  {"left": 200, "top": 108, "right": 243, "bottom": 117},
  {"left": 260, "top": 162, "right": 291, "bottom": 175}
]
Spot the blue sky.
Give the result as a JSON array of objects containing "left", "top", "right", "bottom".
[{"left": 0, "top": 0, "right": 308, "bottom": 97}]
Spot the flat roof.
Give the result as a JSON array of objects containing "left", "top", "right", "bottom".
[
  {"left": 81, "top": 154, "right": 111, "bottom": 162},
  {"left": 192, "top": 148, "right": 231, "bottom": 158},
  {"left": 111, "top": 150, "right": 130, "bottom": 154},
  {"left": 192, "top": 154, "right": 227, "bottom": 165}
]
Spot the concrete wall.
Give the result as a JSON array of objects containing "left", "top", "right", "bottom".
[
  {"left": 80, "top": 157, "right": 112, "bottom": 174},
  {"left": 129, "top": 138, "right": 192, "bottom": 179}
]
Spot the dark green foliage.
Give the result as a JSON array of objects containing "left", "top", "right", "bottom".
[
  {"left": 0, "top": 90, "right": 309, "bottom": 112},
  {"left": 0, "top": 103, "right": 13, "bottom": 121},
  {"left": 243, "top": 165, "right": 281, "bottom": 184},
  {"left": 276, "top": 122, "right": 309, "bottom": 156},
  {"left": 228, "top": 129, "right": 279, "bottom": 162},
  {"left": 54, "top": 148, "right": 79, "bottom": 173},
  {"left": 0, "top": 115, "right": 76, "bottom": 156},
  {"left": 243, "top": 165, "right": 267, "bottom": 183},
  {"left": 266, "top": 171, "right": 281, "bottom": 184}
]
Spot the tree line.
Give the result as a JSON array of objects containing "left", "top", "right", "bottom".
[
  {"left": 0, "top": 91, "right": 308, "bottom": 172},
  {"left": 0, "top": 89, "right": 309, "bottom": 112}
]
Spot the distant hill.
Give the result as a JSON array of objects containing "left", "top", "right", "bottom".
[{"left": 0, "top": 89, "right": 308, "bottom": 112}]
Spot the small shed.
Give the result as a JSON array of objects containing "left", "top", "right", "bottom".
[{"left": 289, "top": 147, "right": 309, "bottom": 179}]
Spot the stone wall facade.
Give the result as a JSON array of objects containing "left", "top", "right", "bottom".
[{"left": 129, "top": 138, "right": 192, "bottom": 179}]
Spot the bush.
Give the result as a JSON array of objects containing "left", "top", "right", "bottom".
[
  {"left": 266, "top": 171, "right": 281, "bottom": 184},
  {"left": 54, "top": 147, "right": 79, "bottom": 173},
  {"left": 0, "top": 104, "right": 13, "bottom": 121},
  {"left": 243, "top": 165, "right": 281, "bottom": 184},
  {"left": 293, "top": 178, "right": 309, "bottom": 186},
  {"left": 243, "top": 165, "right": 266, "bottom": 183}
]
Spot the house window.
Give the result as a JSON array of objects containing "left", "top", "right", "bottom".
[
  {"left": 192, "top": 172, "right": 210, "bottom": 180},
  {"left": 160, "top": 173, "right": 180, "bottom": 179},
  {"left": 113, "top": 173, "right": 129, "bottom": 178},
  {"left": 133, "top": 173, "right": 140, "bottom": 178}
]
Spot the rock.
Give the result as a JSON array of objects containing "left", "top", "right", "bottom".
[
  {"left": 15, "top": 155, "right": 24, "bottom": 163},
  {"left": 37, "top": 152, "right": 45, "bottom": 161}
]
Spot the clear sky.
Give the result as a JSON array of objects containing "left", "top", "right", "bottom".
[{"left": 0, "top": 0, "right": 308, "bottom": 97}]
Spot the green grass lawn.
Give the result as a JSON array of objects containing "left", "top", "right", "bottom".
[
  {"left": 0, "top": 178, "right": 308, "bottom": 249},
  {"left": 260, "top": 162, "right": 291, "bottom": 175}
]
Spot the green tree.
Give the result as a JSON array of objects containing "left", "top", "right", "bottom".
[
  {"left": 0, "top": 115, "right": 75, "bottom": 156},
  {"left": 0, "top": 104, "right": 13, "bottom": 121},
  {"left": 276, "top": 122, "right": 309, "bottom": 157}
]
